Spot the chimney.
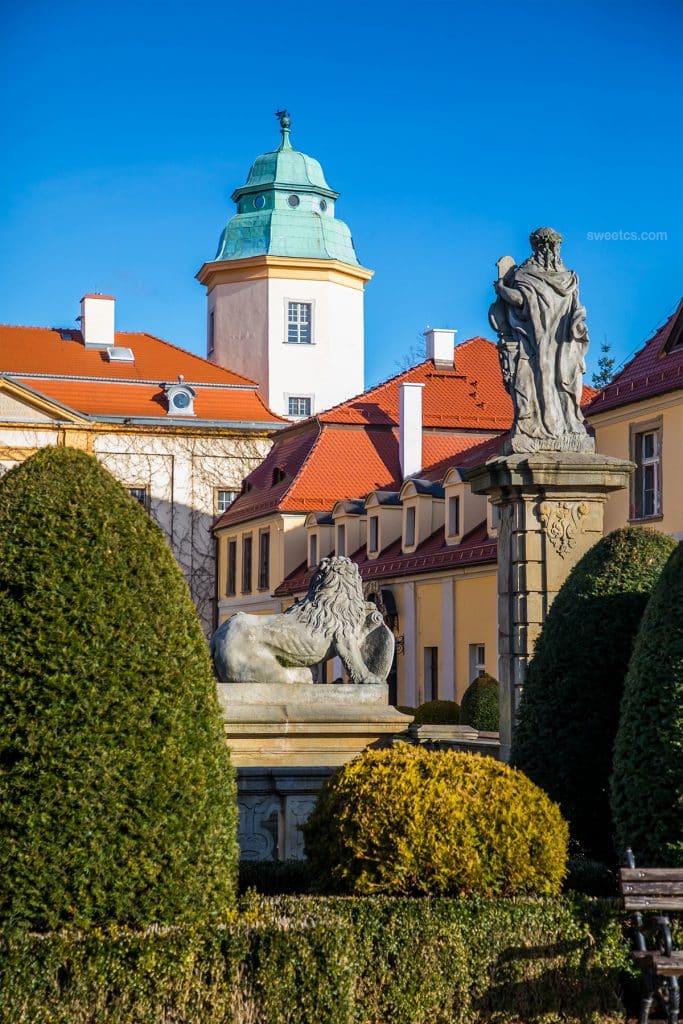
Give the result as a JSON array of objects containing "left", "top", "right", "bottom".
[
  {"left": 424, "top": 327, "right": 457, "bottom": 369},
  {"left": 399, "top": 382, "right": 424, "bottom": 479},
  {"left": 80, "top": 294, "right": 115, "bottom": 348}
]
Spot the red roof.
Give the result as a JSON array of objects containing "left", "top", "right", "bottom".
[
  {"left": 586, "top": 301, "right": 683, "bottom": 416},
  {"left": 319, "top": 337, "right": 514, "bottom": 429},
  {"left": 274, "top": 521, "right": 497, "bottom": 597},
  {"left": 213, "top": 335, "right": 599, "bottom": 531},
  {"left": 0, "top": 325, "right": 282, "bottom": 425}
]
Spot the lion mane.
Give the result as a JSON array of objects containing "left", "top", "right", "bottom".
[
  {"left": 211, "top": 555, "right": 393, "bottom": 685},
  {"left": 286, "top": 556, "right": 368, "bottom": 646}
]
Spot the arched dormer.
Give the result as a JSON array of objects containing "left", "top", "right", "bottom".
[
  {"left": 331, "top": 499, "right": 365, "bottom": 558},
  {"left": 304, "top": 510, "right": 334, "bottom": 567},
  {"left": 442, "top": 467, "right": 489, "bottom": 544},
  {"left": 398, "top": 478, "right": 444, "bottom": 553},
  {"left": 364, "top": 490, "right": 402, "bottom": 559}
]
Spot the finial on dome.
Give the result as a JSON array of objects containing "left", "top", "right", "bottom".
[{"left": 275, "top": 109, "right": 292, "bottom": 150}]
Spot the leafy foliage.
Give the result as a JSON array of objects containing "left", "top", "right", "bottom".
[
  {"left": 303, "top": 746, "right": 568, "bottom": 896},
  {"left": 411, "top": 699, "right": 460, "bottom": 724},
  {"left": 611, "top": 540, "right": 683, "bottom": 864},
  {"left": 511, "top": 527, "right": 676, "bottom": 861},
  {"left": 0, "top": 447, "right": 238, "bottom": 931},
  {"left": 0, "top": 894, "right": 631, "bottom": 1023},
  {"left": 460, "top": 673, "right": 499, "bottom": 731}
]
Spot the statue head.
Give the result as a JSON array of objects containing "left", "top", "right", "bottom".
[{"left": 529, "top": 227, "right": 563, "bottom": 271}]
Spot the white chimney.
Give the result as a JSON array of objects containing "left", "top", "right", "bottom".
[
  {"left": 424, "top": 327, "right": 457, "bottom": 369},
  {"left": 399, "top": 382, "right": 424, "bottom": 479},
  {"left": 80, "top": 294, "right": 115, "bottom": 348}
]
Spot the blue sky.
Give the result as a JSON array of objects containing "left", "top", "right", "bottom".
[{"left": 2, "top": 0, "right": 681, "bottom": 389}]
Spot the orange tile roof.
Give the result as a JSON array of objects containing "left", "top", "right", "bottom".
[
  {"left": 319, "top": 337, "right": 514, "bottom": 428},
  {"left": 0, "top": 324, "right": 283, "bottom": 425},
  {"left": 586, "top": 300, "right": 683, "bottom": 416},
  {"left": 213, "top": 334, "right": 600, "bottom": 530}
]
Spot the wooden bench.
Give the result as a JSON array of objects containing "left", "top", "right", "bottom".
[{"left": 619, "top": 849, "right": 683, "bottom": 1024}]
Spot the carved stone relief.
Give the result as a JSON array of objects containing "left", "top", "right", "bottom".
[{"left": 536, "top": 500, "right": 589, "bottom": 558}]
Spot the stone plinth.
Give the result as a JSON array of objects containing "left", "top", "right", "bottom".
[
  {"left": 217, "top": 682, "right": 412, "bottom": 859},
  {"left": 468, "top": 451, "right": 633, "bottom": 762}
]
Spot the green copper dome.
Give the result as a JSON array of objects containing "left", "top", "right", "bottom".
[{"left": 214, "top": 112, "right": 360, "bottom": 265}]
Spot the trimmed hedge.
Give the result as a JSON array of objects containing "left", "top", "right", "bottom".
[
  {"left": 303, "top": 747, "right": 568, "bottom": 896},
  {"left": 611, "top": 539, "right": 683, "bottom": 865},
  {"left": 411, "top": 699, "right": 461, "bottom": 724},
  {"left": 511, "top": 527, "right": 676, "bottom": 861},
  {"left": 0, "top": 895, "right": 632, "bottom": 1023},
  {"left": 460, "top": 673, "right": 499, "bottom": 731},
  {"left": 0, "top": 447, "right": 238, "bottom": 932}
]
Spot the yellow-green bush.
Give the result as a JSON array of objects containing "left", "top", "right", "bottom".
[{"left": 303, "top": 747, "right": 568, "bottom": 896}]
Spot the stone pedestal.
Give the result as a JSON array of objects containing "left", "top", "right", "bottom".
[
  {"left": 468, "top": 452, "right": 633, "bottom": 762},
  {"left": 217, "top": 682, "right": 411, "bottom": 859}
]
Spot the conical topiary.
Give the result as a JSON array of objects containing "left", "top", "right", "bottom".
[
  {"left": 511, "top": 527, "right": 677, "bottom": 862},
  {"left": 611, "top": 540, "right": 683, "bottom": 865},
  {"left": 460, "top": 673, "right": 499, "bottom": 731},
  {"left": 0, "top": 447, "right": 238, "bottom": 931}
]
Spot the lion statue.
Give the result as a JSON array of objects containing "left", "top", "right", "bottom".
[{"left": 211, "top": 556, "right": 395, "bottom": 685}]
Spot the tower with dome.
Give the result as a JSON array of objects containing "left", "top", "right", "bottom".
[{"left": 197, "top": 112, "right": 373, "bottom": 419}]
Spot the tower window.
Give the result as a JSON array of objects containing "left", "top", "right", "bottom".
[
  {"left": 288, "top": 396, "right": 312, "bottom": 418},
  {"left": 287, "top": 302, "right": 312, "bottom": 344},
  {"left": 208, "top": 310, "right": 215, "bottom": 358}
]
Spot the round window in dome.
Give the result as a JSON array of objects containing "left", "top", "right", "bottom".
[
  {"left": 172, "top": 391, "right": 191, "bottom": 410},
  {"left": 319, "top": 199, "right": 328, "bottom": 212},
  {"left": 287, "top": 194, "right": 300, "bottom": 208},
  {"left": 253, "top": 195, "right": 265, "bottom": 210}
]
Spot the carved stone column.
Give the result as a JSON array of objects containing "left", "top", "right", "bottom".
[{"left": 468, "top": 451, "right": 633, "bottom": 762}]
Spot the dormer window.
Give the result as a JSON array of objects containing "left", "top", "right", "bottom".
[
  {"left": 448, "top": 495, "right": 461, "bottom": 538},
  {"left": 369, "top": 515, "right": 379, "bottom": 554},
  {"left": 164, "top": 378, "right": 196, "bottom": 417},
  {"left": 272, "top": 467, "right": 287, "bottom": 485},
  {"left": 405, "top": 506, "right": 416, "bottom": 547}
]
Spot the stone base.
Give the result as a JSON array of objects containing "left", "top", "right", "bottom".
[
  {"left": 217, "top": 682, "right": 412, "bottom": 860},
  {"left": 467, "top": 450, "right": 633, "bottom": 761}
]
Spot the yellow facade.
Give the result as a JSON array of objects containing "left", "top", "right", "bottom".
[
  {"left": 590, "top": 392, "right": 683, "bottom": 537},
  {"left": 454, "top": 572, "right": 498, "bottom": 700}
]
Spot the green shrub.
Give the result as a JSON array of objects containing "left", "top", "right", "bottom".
[
  {"left": 303, "top": 746, "right": 568, "bottom": 896},
  {"left": 411, "top": 699, "right": 460, "bottom": 724},
  {"left": 511, "top": 527, "right": 676, "bottom": 862},
  {"left": 0, "top": 895, "right": 631, "bottom": 1023},
  {"left": 0, "top": 447, "right": 238, "bottom": 931},
  {"left": 460, "top": 673, "right": 499, "bottom": 731},
  {"left": 611, "top": 540, "right": 683, "bottom": 865},
  {"left": 396, "top": 705, "right": 416, "bottom": 716}
]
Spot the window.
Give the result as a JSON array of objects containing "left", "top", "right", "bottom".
[
  {"left": 208, "top": 309, "right": 215, "bottom": 357},
  {"left": 405, "top": 506, "right": 416, "bottom": 547},
  {"left": 309, "top": 533, "right": 318, "bottom": 567},
  {"left": 448, "top": 495, "right": 460, "bottom": 536},
  {"left": 258, "top": 530, "right": 270, "bottom": 590},
  {"left": 633, "top": 427, "right": 662, "bottom": 519},
  {"left": 424, "top": 647, "right": 438, "bottom": 702},
  {"left": 337, "top": 524, "right": 346, "bottom": 556},
  {"left": 226, "top": 539, "right": 237, "bottom": 596},
  {"left": 216, "top": 489, "right": 238, "bottom": 514},
  {"left": 288, "top": 396, "right": 312, "bottom": 418},
  {"left": 287, "top": 301, "right": 312, "bottom": 344},
  {"left": 128, "top": 486, "right": 148, "bottom": 508},
  {"left": 469, "top": 643, "right": 486, "bottom": 681},
  {"left": 242, "top": 535, "right": 253, "bottom": 594},
  {"left": 369, "top": 515, "right": 379, "bottom": 553}
]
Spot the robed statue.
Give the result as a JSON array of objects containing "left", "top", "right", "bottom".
[{"left": 489, "top": 227, "right": 594, "bottom": 454}]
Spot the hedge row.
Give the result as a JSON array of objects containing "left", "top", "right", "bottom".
[{"left": 0, "top": 894, "right": 632, "bottom": 1024}]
